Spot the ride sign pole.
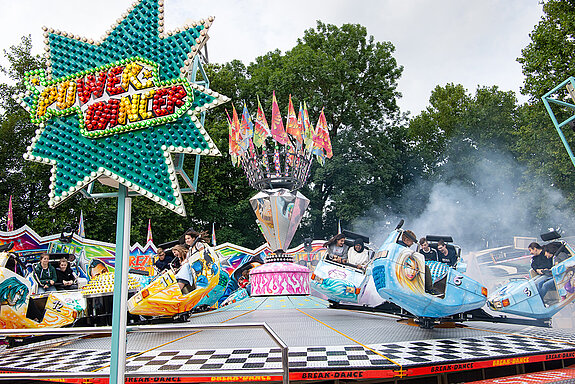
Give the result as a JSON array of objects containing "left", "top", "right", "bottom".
[{"left": 109, "top": 184, "right": 131, "bottom": 384}]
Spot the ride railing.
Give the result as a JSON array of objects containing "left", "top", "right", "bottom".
[{"left": 0, "top": 322, "right": 289, "bottom": 384}]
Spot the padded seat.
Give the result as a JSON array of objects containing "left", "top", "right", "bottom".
[{"left": 426, "top": 260, "right": 450, "bottom": 284}]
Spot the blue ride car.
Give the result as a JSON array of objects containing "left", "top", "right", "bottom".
[
  {"left": 371, "top": 221, "right": 488, "bottom": 324},
  {"left": 310, "top": 231, "right": 372, "bottom": 304},
  {"left": 487, "top": 232, "right": 575, "bottom": 320}
]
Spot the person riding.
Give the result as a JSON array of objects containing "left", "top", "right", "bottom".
[
  {"left": 437, "top": 239, "right": 457, "bottom": 266},
  {"left": 35, "top": 253, "right": 57, "bottom": 293},
  {"left": 529, "top": 242, "right": 551, "bottom": 277},
  {"left": 398, "top": 230, "right": 416, "bottom": 248},
  {"left": 154, "top": 247, "right": 174, "bottom": 273},
  {"left": 170, "top": 244, "right": 188, "bottom": 272},
  {"left": 183, "top": 230, "right": 207, "bottom": 254},
  {"left": 537, "top": 243, "right": 566, "bottom": 305},
  {"left": 418, "top": 237, "right": 438, "bottom": 262},
  {"left": 324, "top": 234, "right": 348, "bottom": 263},
  {"left": 175, "top": 229, "right": 208, "bottom": 292},
  {"left": 56, "top": 257, "right": 78, "bottom": 290},
  {"left": 347, "top": 239, "right": 370, "bottom": 268}
]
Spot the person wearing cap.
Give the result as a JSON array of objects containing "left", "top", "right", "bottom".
[
  {"left": 347, "top": 239, "right": 370, "bottom": 268},
  {"left": 398, "top": 230, "right": 417, "bottom": 249}
]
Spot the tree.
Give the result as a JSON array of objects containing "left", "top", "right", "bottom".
[
  {"left": 516, "top": 0, "right": 575, "bottom": 228},
  {"left": 223, "top": 21, "right": 408, "bottom": 240},
  {"left": 1, "top": 21, "right": 410, "bottom": 247},
  {"left": 518, "top": 0, "right": 575, "bottom": 103}
]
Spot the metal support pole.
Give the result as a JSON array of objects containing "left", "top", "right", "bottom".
[{"left": 109, "top": 184, "right": 132, "bottom": 384}]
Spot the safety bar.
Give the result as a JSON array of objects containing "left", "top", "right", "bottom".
[{"left": 0, "top": 322, "right": 289, "bottom": 384}]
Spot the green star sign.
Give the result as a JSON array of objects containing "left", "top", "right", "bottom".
[{"left": 16, "top": 0, "right": 230, "bottom": 216}]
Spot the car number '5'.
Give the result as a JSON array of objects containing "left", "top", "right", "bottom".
[{"left": 523, "top": 287, "right": 532, "bottom": 297}]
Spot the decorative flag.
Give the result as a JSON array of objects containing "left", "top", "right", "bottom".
[
  {"left": 211, "top": 222, "right": 217, "bottom": 246},
  {"left": 7, "top": 196, "right": 13, "bottom": 232},
  {"left": 338, "top": 219, "right": 342, "bottom": 234},
  {"left": 146, "top": 219, "right": 153, "bottom": 244},
  {"left": 77, "top": 210, "right": 85, "bottom": 237},
  {"left": 313, "top": 108, "right": 333, "bottom": 164},
  {"left": 270, "top": 91, "right": 288, "bottom": 145},
  {"left": 232, "top": 105, "right": 246, "bottom": 158},
  {"left": 285, "top": 95, "right": 302, "bottom": 145},
  {"left": 302, "top": 102, "right": 314, "bottom": 152},
  {"left": 240, "top": 102, "right": 254, "bottom": 143},
  {"left": 297, "top": 103, "right": 305, "bottom": 149},
  {"left": 226, "top": 109, "right": 240, "bottom": 166},
  {"left": 235, "top": 104, "right": 249, "bottom": 155},
  {"left": 253, "top": 96, "right": 271, "bottom": 147}
]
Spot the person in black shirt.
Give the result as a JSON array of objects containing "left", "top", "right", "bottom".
[
  {"left": 418, "top": 237, "right": 438, "bottom": 262},
  {"left": 56, "top": 257, "right": 77, "bottom": 290},
  {"left": 437, "top": 240, "right": 457, "bottom": 266},
  {"left": 529, "top": 242, "right": 552, "bottom": 276},
  {"left": 154, "top": 247, "right": 174, "bottom": 273}
]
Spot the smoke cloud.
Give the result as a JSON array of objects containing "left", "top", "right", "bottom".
[{"left": 353, "top": 149, "right": 575, "bottom": 253}]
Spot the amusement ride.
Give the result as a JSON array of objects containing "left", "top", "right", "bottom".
[{"left": 2, "top": 1, "right": 575, "bottom": 383}]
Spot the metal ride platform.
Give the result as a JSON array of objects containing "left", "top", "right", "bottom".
[{"left": 2, "top": 296, "right": 575, "bottom": 383}]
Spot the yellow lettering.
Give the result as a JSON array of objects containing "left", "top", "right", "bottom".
[
  {"left": 37, "top": 85, "right": 58, "bottom": 117},
  {"left": 118, "top": 94, "right": 141, "bottom": 124},
  {"left": 121, "top": 62, "right": 146, "bottom": 91},
  {"left": 56, "top": 81, "right": 77, "bottom": 110}
]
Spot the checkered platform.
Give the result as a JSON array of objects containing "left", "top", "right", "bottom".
[{"left": 1, "top": 331, "right": 573, "bottom": 374}]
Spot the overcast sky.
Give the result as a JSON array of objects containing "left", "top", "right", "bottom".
[{"left": 0, "top": 0, "right": 543, "bottom": 115}]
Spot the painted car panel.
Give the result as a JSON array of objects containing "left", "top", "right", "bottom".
[
  {"left": 127, "top": 245, "right": 224, "bottom": 317},
  {"left": 310, "top": 250, "right": 370, "bottom": 303},
  {"left": 487, "top": 244, "right": 575, "bottom": 319},
  {"left": 372, "top": 229, "right": 487, "bottom": 318}
]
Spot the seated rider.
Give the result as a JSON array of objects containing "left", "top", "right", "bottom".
[
  {"left": 398, "top": 230, "right": 416, "bottom": 248},
  {"left": 437, "top": 240, "right": 457, "bottom": 266},
  {"left": 35, "top": 253, "right": 57, "bottom": 294},
  {"left": 154, "top": 247, "right": 174, "bottom": 273},
  {"left": 538, "top": 242, "right": 571, "bottom": 305},
  {"left": 347, "top": 239, "right": 370, "bottom": 269},
  {"left": 529, "top": 242, "right": 550, "bottom": 278},
  {"left": 238, "top": 269, "right": 250, "bottom": 288},
  {"left": 55, "top": 257, "right": 78, "bottom": 290},
  {"left": 174, "top": 238, "right": 205, "bottom": 293},
  {"left": 397, "top": 230, "right": 438, "bottom": 295},
  {"left": 419, "top": 237, "right": 438, "bottom": 262},
  {"left": 324, "top": 234, "right": 348, "bottom": 263}
]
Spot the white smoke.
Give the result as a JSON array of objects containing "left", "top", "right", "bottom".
[
  {"left": 353, "top": 149, "right": 575, "bottom": 253},
  {"left": 351, "top": 148, "right": 575, "bottom": 328}
]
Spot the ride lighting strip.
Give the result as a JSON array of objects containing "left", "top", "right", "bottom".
[
  {"left": 91, "top": 308, "right": 258, "bottom": 372},
  {"left": 295, "top": 308, "right": 406, "bottom": 377}
]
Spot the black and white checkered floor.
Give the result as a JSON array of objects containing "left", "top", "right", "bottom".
[
  {"left": 1, "top": 297, "right": 575, "bottom": 375},
  {"left": 1, "top": 328, "right": 574, "bottom": 374}
]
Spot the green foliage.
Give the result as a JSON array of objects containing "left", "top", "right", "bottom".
[
  {"left": 516, "top": 0, "right": 575, "bottom": 222},
  {"left": 518, "top": 0, "right": 575, "bottom": 102},
  {"left": 0, "top": 21, "right": 410, "bottom": 247}
]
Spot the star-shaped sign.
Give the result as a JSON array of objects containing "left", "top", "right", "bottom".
[{"left": 16, "top": 0, "right": 230, "bottom": 216}]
